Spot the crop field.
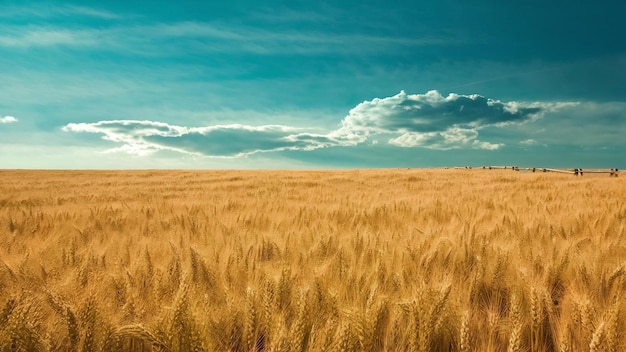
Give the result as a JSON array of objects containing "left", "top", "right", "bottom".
[{"left": 0, "top": 169, "right": 625, "bottom": 351}]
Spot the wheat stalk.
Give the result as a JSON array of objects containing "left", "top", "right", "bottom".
[
  {"left": 589, "top": 321, "right": 605, "bottom": 352},
  {"left": 109, "top": 323, "right": 167, "bottom": 350},
  {"left": 507, "top": 293, "right": 522, "bottom": 352},
  {"left": 290, "top": 290, "right": 310, "bottom": 351},
  {"left": 459, "top": 310, "right": 470, "bottom": 352},
  {"left": 605, "top": 301, "right": 620, "bottom": 352},
  {"left": 245, "top": 287, "right": 258, "bottom": 352}
]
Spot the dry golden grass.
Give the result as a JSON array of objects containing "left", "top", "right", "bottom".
[{"left": 0, "top": 169, "right": 624, "bottom": 351}]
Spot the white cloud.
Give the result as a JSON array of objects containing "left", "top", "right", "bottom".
[
  {"left": 0, "top": 20, "right": 456, "bottom": 54},
  {"left": 472, "top": 140, "right": 504, "bottom": 150},
  {"left": 62, "top": 91, "right": 579, "bottom": 156},
  {"left": 0, "top": 6, "right": 121, "bottom": 48},
  {"left": 387, "top": 128, "right": 503, "bottom": 150},
  {"left": 388, "top": 127, "right": 478, "bottom": 150},
  {"left": 337, "top": 90, "right": 575, "bottom": 150},
  {"left": 520, "top": 138, "right": 537, "bottom": 145},
  {"left": 64, "top": 120, "right": 195, "bottom": 156},
  {"left": 62, "top": 120, "right": 355, "bottom": 157},
  {"left": 0, "top": 116, "right": 18, "bottom": 124},
  {"left": 341, "top": 90, "right": 567, "bottom": 133},
  {"left": 388, "top": 132, "right": 437, "bottom": 148},
  {"left": 0, "top": 27, "right": 98, "bottom": 47},
  {"left": 0, "top": 5, "right": 120, "bottom": 19},
  {"left": 62, "top": 5, "right": 121, "bottom": 19}
]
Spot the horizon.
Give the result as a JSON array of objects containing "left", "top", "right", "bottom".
[
  {"left": 0, "top": 166, "right": 620, "bottom": 172},
  {"left": 2, "top": 1, "right": 625, "bottom": 169}
]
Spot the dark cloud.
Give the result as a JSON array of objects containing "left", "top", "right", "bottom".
[{"left": 63, "top": 91, "right": 578, "bottom": 156}]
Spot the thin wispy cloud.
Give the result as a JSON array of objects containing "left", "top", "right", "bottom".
[
  {"left": 62, "top": 120, "right": 357, "bottom": 157},
  {"left": 0, "top": 26, "right": 97, "bottom": 47},
  {"left": 63, "top": 91, "right": 577, "bottom": 156},
  {"left": 0, "top": 20, "right": 458, "bottom": 54},
  {"left": 511, "top": 101, "right": 626, "bottom": 147},
  {"left": 0, "top": 116, "right": 18, "bottom": 124},
  {"left": 0, "top": 5, "right": 121, "bottom": 19}
]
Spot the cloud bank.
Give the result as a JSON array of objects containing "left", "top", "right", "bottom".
[
  {"left": 0, "top": 116, "right": 18, "bottom": 124},
  {"left": 63, "top": 91, "right": 576, "bottom": 157}
]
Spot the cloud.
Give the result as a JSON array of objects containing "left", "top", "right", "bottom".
[
  {"left": 0, "top": 27, "right": 97, "bottom": 47},
  {"left": 62, "top": 120, "right": 356, "bottom": 157},
  {"left": 62, "top": 91, "right": 577, "bottom": 156},
  {"left": 0, "top": 21, "right": 456, "bottom": 54},
  {"left": 58, "top": 5, "right": 121, "bottom": 19},
  {"left": 0, "top": 116, "right": 18, "bottom": 124},
  {"left": 337, "top": 90, "right": 575, "bottom": 150},
  {"left": 511, "top": 101, "right": 626, "bottom": 147},
  {"left": 0, "top": 5, "right": 120, "bottom": 19},
  {"left": 520, "top": 139, "right": 537, "bottom": 145},
  {"left": 0, "top": 5, "right": 120, "bottom": 48},
  {"left": 342, "top": 90, "right": 542, "bottom": 133}
]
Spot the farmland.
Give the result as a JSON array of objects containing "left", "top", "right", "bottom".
[{"left": 0, "top": 169, "right": 625, "bottom": 351}]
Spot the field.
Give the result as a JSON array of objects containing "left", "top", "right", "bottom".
[{"left": 0, "top": 169, "right": 625, "bottom": 351}]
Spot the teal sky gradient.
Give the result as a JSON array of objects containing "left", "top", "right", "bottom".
[{"left": 1, "top": 1, "right": 625, "bottom": 169}]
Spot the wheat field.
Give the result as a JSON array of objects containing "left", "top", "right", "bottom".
[{"left": 0, "top": 169, "right": 624, "bottom": 351}]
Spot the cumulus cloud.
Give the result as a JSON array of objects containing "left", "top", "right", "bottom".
[
  {"left": 63, "top": 91, "right": 576, "bottom": 156},
  {"left": 1, "top": 116, "right": 18, "bottom": 124},
  {"left": 337, "top": 90, "right": 575, "bottom": 150}
]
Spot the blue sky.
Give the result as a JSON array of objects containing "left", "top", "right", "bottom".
[{"left": 1, "top": 1, "right": 625, "bottom": 169}]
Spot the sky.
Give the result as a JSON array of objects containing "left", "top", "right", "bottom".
[{"left": 1, "top": 0, "right": 625, "bottom": 169}]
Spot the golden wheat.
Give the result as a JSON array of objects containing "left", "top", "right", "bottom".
[{"left": 0, "top": 169, "right": 624, "bottom": 351}]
